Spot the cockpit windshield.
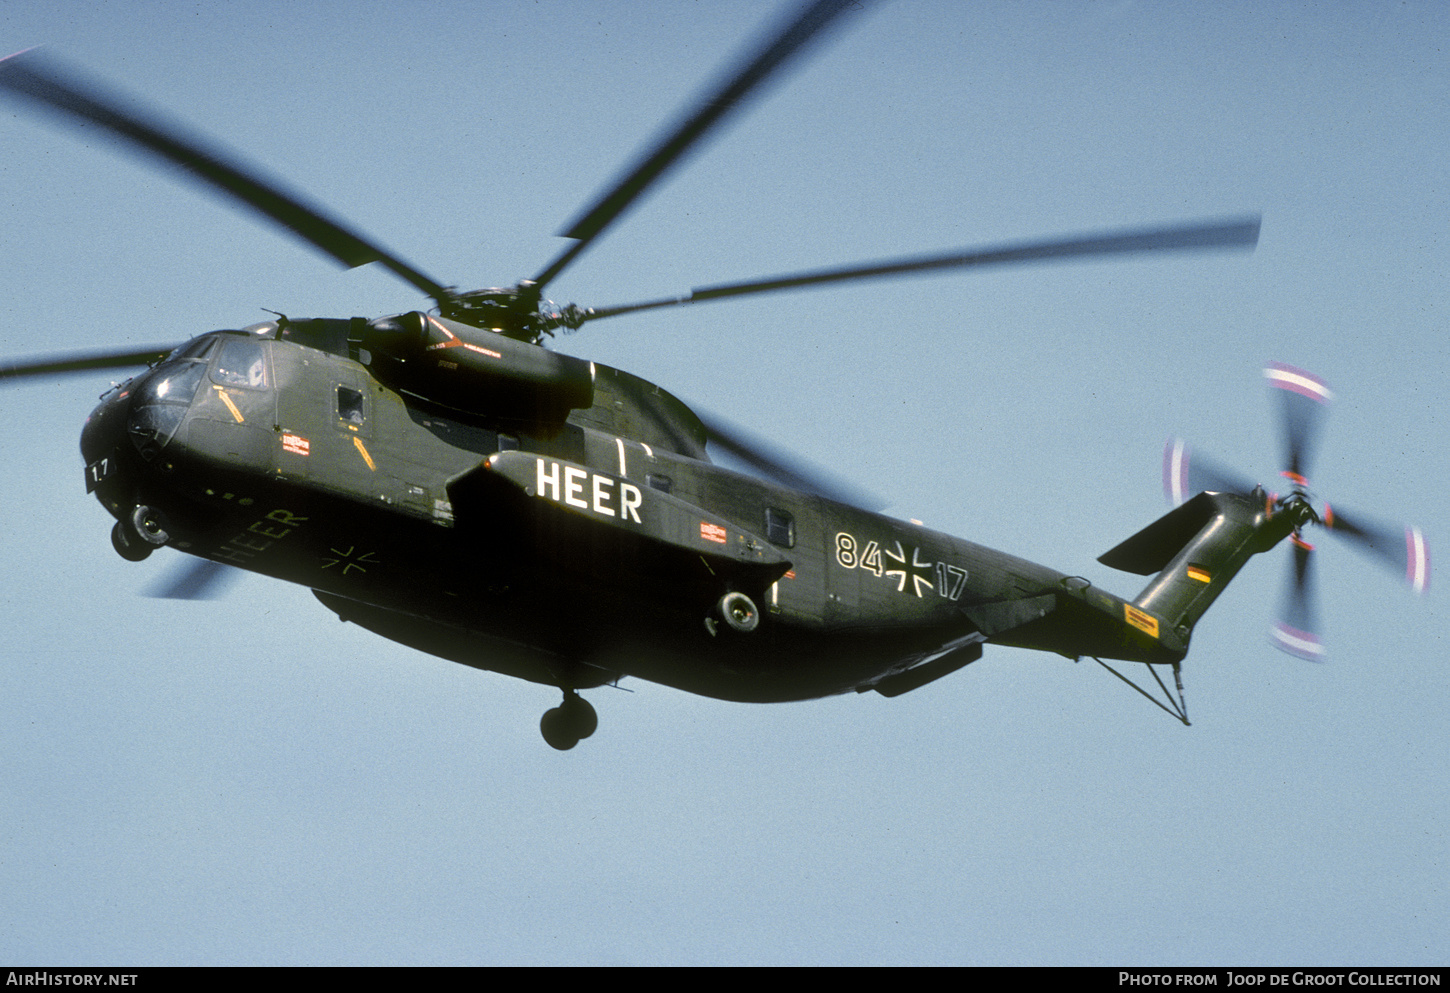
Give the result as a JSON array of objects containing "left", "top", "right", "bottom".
[
  {"left": 127, "top": 359, "right": 208, "bottom": 460},
  {"left": 139, "top": 360, "right": 207, "bottom": 408}
]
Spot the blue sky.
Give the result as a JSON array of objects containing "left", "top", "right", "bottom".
[{"left": 1, "top": 0, "right": 1446, "bottom": 965}]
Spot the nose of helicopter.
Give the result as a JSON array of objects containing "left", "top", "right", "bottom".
[{"left": 80, "top": 382, "right": 136, "bottom": 489}]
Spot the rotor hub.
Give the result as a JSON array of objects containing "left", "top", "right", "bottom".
[{"left": 434, "top": 282, "right": 590, "bottom": 344}]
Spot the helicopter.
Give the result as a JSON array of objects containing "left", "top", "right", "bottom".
[{"left": 0, "top": 0, "right": 1430, "bottom": 749}]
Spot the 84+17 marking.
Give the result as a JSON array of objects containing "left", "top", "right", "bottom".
[{"left": 835, "top": 533, "right": 968, "bottom": 599}]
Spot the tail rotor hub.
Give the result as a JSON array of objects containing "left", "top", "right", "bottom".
[{"left": 1275, "top": 491, "right": 1321, "bottom": 532}]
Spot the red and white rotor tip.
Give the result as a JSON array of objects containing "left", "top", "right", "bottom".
[
  {"left": 1163, "top": 438, "right": 1190, "bottom": 507},
  {"left": 1271, "top": 620, "right": 1325, "bottom": 662},
  {"left": 1265, "top": 362, "right": 1333, "bottom": 404},
  {"left": 1407, "top": 526, "right": 1431, "bottom": 594}
]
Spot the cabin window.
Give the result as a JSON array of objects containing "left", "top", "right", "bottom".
[
  {"left": 765, "top": 507, "right": 795, "bottom": 548},
  {"left": 337, "top": 386, "right": 365, "bottom": 425},
  {"left": 211, "top": 338, "right": 269, "bottom": 390},
  {"left": 647, "top": 473, "right": 672, "bottom": 494}
]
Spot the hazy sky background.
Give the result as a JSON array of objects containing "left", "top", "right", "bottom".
[{"left": 1, "top": 0, "right": 1446, "bottom": 965}]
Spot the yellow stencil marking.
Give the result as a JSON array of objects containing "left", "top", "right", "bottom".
[
  {"left": 352, "top": 435, "right": 376, "bottom": 471},
  {"left": 213, "top": 386, "right": 244, "bottom": 423},
  {"left": 1187, "top": 565, "right": 1212, "bottom": 584},
  {"left": 1124, "top": 604, "right": 1160, "bottom": 639}
]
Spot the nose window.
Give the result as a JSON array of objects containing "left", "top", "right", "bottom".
[
  {"left": 128, "top": 360, "right": 208, "bottom": 459},
  {"left": 139, "top": 361, "right": 207, "bottom": 408}
]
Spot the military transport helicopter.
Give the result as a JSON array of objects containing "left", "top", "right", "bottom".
[{"left": 0, "top": 0, "right": 1429, "bottom": 748}]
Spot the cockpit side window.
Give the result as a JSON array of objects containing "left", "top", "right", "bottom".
[
  {"left": 337, "top": 386, "right": 365, "bottom": 425},
  {"left": 212, "top": 338, "right": 269, "bottom": 390}
]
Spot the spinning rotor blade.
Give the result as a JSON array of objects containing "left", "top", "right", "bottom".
[
  {"left": 145, "top": 559, "right": 236, "bottom": 600},
  {"left": 1163, "top": 437, "right": 1257, "bottom": 507},
  {"left": 1325, "top": 506, "right": 1432, "bottom": 594},
  {"left": 1, "top": 345, "right": 172, "bottom": 382},
  {"left": 699, "top": 411, "right": 884, "bottom": 511},
  {"left": 1266, "top": 362, "right": 1331, "bottom": 484},
  {"left": 1172, "top": 363, "right": 1430, "bottom": 662},
  {"left": 0, "top": 49, "right": 449, "bottom": 301},
  {"left": 582, "top": 217, "right": 1262, "bottom": 326},
  {"left": 1271, "top": 537, "right": 1324, "bottom": 661},
  {"left": 533, "top": 0, "right": 868, "bottom": 291}
]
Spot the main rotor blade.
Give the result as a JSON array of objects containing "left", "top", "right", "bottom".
[
  {"left": 0, "top": 345, "right": 172, "bottom": 382},
  {"left": 580, "top": 217, "right": 1262, "bottom": 325},
  {"left": 532, "top": 0, "right": 868, "bottom": 291},
  {"left": 699, "top": 410, "right": 884, "bottom": 511},
  {"left": 0, "top": 49, "right": 449, "bottom": 301}
]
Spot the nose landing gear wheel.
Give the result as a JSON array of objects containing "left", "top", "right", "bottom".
[
  {"left": 130, "top": 505, "right": 170, "bottom": 546},
  {"left": 540, "top": 692, "right": 598, "bottom": 750},
  {"left": 111, "top": 520, "right": 152, "bottom": 561}
]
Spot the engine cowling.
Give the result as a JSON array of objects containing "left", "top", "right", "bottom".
[{"left": 361, "top": 312, "right": 594, "bottom": 423}]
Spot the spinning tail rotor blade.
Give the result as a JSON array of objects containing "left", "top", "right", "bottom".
[
  {"left": 1265, "top": 362, "right": 1332, "bottom": 484},
  {"left": 1166, "top": 363, "right": 1428, "bottom": 663},
  {"left": 1271, "top": 537, "right": 1325, "bottom": 661},
  {"left": 0, "top": 48, "right": 449, "bottom": 301},
  {"left": 1162, "top": 438, "right": 1257, "bottom": 506},
  {"left": 1325, "top": 506, "right": 1431, "bottom": 594}
]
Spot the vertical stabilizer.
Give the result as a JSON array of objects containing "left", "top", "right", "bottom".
[{"left": 1099, "top": 491, "right": 1290, "bottom": 644}]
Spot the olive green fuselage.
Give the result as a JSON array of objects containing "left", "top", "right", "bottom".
[{"left": 82, "top": 319, "right": 1193, "bottom": 703}]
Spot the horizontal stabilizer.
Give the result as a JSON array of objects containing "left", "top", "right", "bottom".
[
  {"left": 1099, "top": 492, "right": 1218, "bottom": 575},
  {"left": 960, "top": 593, "right": 1057, "bottom": 637}
]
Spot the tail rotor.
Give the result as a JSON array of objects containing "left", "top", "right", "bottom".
[{"left": 1165, "top": 363, "right": 1429, "bottom": 659}]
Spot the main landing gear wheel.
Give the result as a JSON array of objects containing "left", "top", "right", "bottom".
[
  {"left": 706, "top": 591, "right": 759, "bottom": 636},
  {"left": 540, "top": 691, "right": 598, "bottom": 751}
]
